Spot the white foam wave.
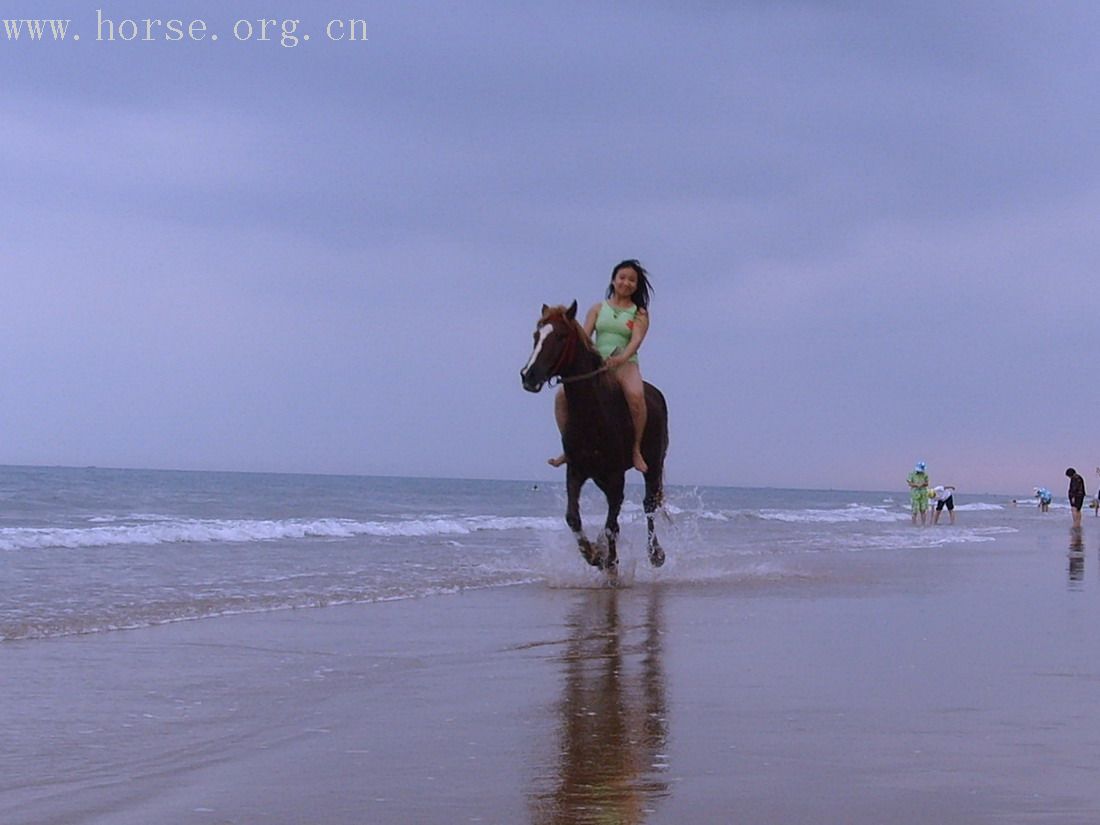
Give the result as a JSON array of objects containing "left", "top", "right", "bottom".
[
  {"left": 0, "top": 515, "right": 563, "bottom": 551},
  {"left": 0, "top": 578, "right": 543, "bottom": 642},
  {"left": 755, "top": 505, "right": 909, "bottom": 524},
  {"left": 839, "top": 525, "right": 1018, "bottom": 551},
  {"left": 699, "top": 511, "right": 730, "bottom": 521},
  {"left": 955, "top": 502, "right": 1004, "bottom": 511}
]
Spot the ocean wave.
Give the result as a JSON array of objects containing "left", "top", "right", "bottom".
[
  {"left": 754, "top": 505, "right": 910, "bottom": 524},
  {"left": 839, "top": 525, "right": 1017, "bottom": 550},
  {"left": 0, "top": 515, "right": 563, "bottom": 551},
  {"left": 0, "top": 577, "right": 543, "bottom": 642},
  {"left": 698, "top": 511, "right": 731, "bottom": 521}
]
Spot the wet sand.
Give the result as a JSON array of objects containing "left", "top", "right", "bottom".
[{"left": 4, "top": 524, "right": 1100, "bottom": 824}]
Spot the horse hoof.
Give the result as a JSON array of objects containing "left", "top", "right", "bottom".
[
  {"left": 648, "top": 543, "right": 665, "bottom": 568},
  {"left": 579, "top": 541, "right": 603, "bottom": 568}
]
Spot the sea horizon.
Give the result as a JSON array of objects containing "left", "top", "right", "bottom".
[{"left": 0, "top": 461, "right": 1030, "bottom": 500}]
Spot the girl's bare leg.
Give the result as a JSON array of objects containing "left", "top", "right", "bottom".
[
  {"left": 547, "top": 388, "right": 568, "bottom": 466},
  {"left": 617, "top": 363, "right": 648, "bottom": 473}
]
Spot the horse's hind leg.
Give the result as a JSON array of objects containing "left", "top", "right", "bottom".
[
  {"left": 643, "top": 471, "right": 665, "bottom": 568},
  {"left": 566, "top": 469, "right": 601, "bottom": 568}
]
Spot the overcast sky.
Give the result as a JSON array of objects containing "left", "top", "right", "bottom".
[{"left": 3, "top": 1, "right": 1098, "bottom": 494}]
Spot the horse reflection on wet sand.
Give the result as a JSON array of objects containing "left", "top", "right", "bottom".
[
  {"left": 520, "top": 302, "right": 669, "bottom": 573},
  {"left": 529, "top": 588, "right": 669, "bottom": 824}
]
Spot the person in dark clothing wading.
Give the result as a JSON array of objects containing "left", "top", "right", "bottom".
[{"left": 1066, "top": 467, "right": 1086, "bottom": 528}]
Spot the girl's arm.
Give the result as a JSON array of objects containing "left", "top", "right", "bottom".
[{"left": 583, "top": 303, "right": 600, "bottom": 337}]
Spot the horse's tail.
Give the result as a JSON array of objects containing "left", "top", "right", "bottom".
[
  {"left": 642, "top": 382, "right": 668, "bottom": 518},
  {"left": 644, "top": 477, "right": 673, "bottom": 524},
  {"left": 643, "top": 460, "right": 666, "bottom": 514}
]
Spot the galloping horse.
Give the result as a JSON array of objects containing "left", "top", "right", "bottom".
[{"left": 520, "top": 301, "right": 669, "bottom": 572}]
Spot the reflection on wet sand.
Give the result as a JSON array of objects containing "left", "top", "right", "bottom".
[
  {"left": 1068, "top": 526, "right": 1085, "bottom": 587},
  {"left": 530, "top": 587, "right": 669, "bottom": 825}
]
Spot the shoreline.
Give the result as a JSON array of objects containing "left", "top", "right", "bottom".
[{"left": 5, "top": 523, "right": 1100, "bottom": 824}]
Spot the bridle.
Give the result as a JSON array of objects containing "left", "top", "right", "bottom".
[{"left": 543, "top": 315, "right": 609, "bottom": 387}]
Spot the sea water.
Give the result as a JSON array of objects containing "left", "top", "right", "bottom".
[{"left": 0, "top": 465, "right": 1047, "bottom": 641}]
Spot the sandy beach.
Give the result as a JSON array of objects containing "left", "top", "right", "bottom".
[{"left": 4, "top": 522, "right": 1100, "bottom": 824}]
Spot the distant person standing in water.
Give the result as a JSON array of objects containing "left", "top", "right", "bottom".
[
  {"left": 1066, "top": 468, "right": 1086, "bottom": 527},
  {"left": 1035, "top": 487, "right": 1052, "bottom": 512},
  {"left": 907, "top": 461, "right": 930, "bottom": 525},
  {"left": 931, "top": 484, "right": 957, "bottom": 525}
]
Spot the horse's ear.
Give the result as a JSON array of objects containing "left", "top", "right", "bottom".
[
  {"left": 541, "top": 303, "right": 549, "bottom": 315},
  {"left": 566, "top": 300, "right": 578, "bottom": 320}
]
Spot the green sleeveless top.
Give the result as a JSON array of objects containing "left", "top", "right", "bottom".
[{"left": 595, "top": 301, "right": 639, "bottom": 363}]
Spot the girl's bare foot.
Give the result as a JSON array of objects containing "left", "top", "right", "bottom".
[
  {"left": 547, "top": 454, "right": 567, "bottom": 467},
  {"left": 633, "top": 450, "right": 648, "bottom": 473}
]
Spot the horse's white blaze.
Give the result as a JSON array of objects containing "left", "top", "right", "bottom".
[{"left": 522, "top": 323, "right": 555, "bottom": 376}]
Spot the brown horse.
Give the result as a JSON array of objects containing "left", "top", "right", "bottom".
[{"left": 520, "top": 301, "right": 668, "bottom": 572}]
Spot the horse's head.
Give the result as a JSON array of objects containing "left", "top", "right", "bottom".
[{"left": 520, "top": 300, "right": 580, "bottom": 393}]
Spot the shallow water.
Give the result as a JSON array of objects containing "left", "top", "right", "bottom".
[{"left": 0, "top": 465, "right": 1052, "bottom": 640}]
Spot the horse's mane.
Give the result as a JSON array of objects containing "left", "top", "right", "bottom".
[{"left": 540, "top": 304, "right": 598, "bottom": 356}]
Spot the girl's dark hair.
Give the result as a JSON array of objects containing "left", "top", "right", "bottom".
[{"left": 605, "top": 259, "right": 654, "bottom": 311}]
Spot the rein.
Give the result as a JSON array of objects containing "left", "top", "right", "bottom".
[{"left": 548, "top": 364, "right": 609, "bottom": 386}]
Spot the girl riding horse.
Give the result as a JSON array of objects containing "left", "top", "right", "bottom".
[{"left": 548, "top": 260, "right": 654, "bottom": 473}]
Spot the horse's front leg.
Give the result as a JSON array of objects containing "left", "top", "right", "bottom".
[
  {"left": 566, "top": 469, "right": 600, "bottom": 567},
  {"left": 602, "top": 476, "right": 625, "bottom": 573}
]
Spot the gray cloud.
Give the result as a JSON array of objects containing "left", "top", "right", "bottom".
[{"left": 3, "top": 1, "right": 1099, "bottom": 493}]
